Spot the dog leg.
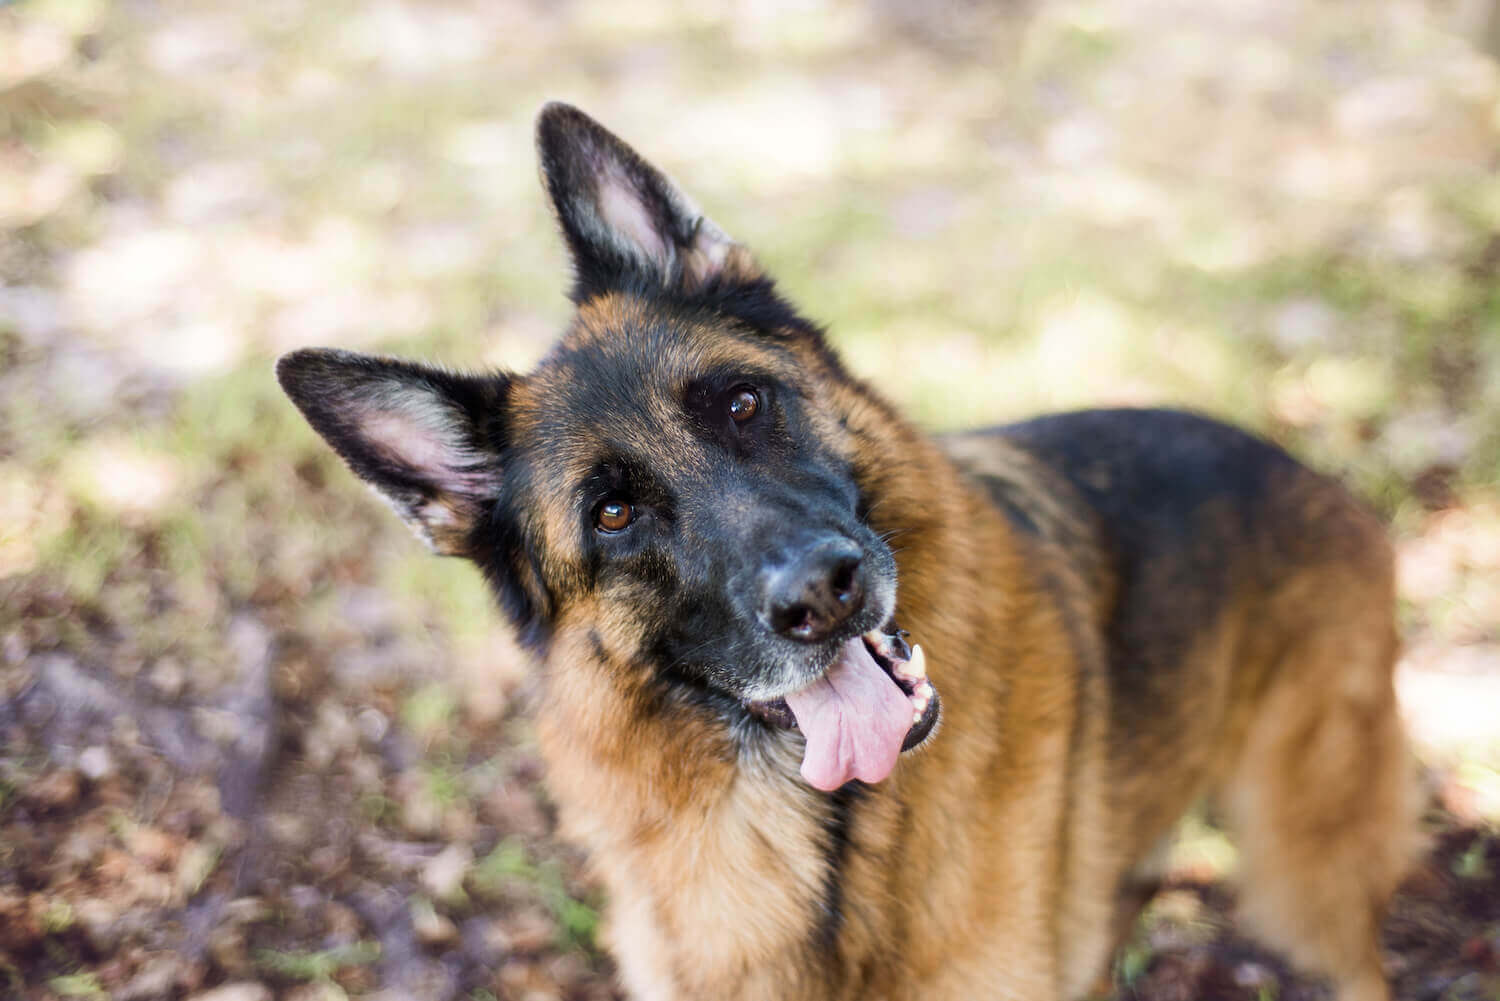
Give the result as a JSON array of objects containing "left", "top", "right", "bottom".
[{"left": 1219, "top": 579, "right": 1419, "bottom": 1001}]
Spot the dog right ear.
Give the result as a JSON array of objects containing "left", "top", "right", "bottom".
[{"left": 275, "top": 348, "right": 511, "bottom": 557}]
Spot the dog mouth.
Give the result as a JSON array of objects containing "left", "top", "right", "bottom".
[{"left": 745, "top": 624, "right": 941, "bottom": 791}]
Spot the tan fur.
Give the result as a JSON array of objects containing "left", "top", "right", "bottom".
[
  {"left": 521, "top": 323, "right": 1417, "bottom": 1001},
  {"left": 286, "top": 105, "right": 1419, "bottom": 1000}
]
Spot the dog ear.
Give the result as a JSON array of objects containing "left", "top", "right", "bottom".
[
  {"left": 536, "top": 102, "right": 759, "bottom": 300},
  {"left": 275, "top": 348, "right": 510, "bottom": 556}
]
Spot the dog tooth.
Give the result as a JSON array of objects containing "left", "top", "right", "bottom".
[
  {"left": 913, "top": 710, "right": 923, "bottom": 724},
  {"left": 907, "top": 645, "right": 927, "bottom": 679}
]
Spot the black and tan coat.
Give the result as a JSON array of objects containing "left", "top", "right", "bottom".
[{"left": 278, "top": 104, "right": 1417, "bottom": 1001}]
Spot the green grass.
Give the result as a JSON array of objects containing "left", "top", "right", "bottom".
[
  {"left": 255, "top": 941, "right": 381, "bottom": 982},
  {"left": 1114, "top": 939, "right": 1153, "bottom": 990},
  {"left": 1453, "top": 836, "right": 1492, "bottom": 882},
  {"left": 401, "top": 684, "right": 460, "bottom": 747},
  {"left": 41, "top": 898, "right": 73, "bottom": 935},
  {"left": 471, "top": 839, "right": 600, "bottom": 951},
  {"left": 46, "top": 973, "right": 106, "bottom": 999},
  {"left": 421, "top": 755, "right": 468, "bottom": 810}
]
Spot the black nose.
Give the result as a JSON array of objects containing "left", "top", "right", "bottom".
[{"left": 763, "top": 538, "right": 866, "bottom": 643}]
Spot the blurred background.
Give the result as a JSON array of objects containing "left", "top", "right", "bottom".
[{"left": 2, "top": 0, "right": 1499, "bottom": 998}]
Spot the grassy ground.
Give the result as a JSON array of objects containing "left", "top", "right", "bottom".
[{"left": 2, "top": 0, "right": 1499, "bottom": 998}]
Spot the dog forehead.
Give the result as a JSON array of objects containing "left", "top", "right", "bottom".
[
  {"left": 521, "top": 296, "right": 781, "bottom": 420},
  {"left": 510, "top": 293, "right": 787, "bottom": 485},
  {"left": 530, "top": 313, "right": 693, "bottom": 419}
]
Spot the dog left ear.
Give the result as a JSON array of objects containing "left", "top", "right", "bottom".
[{"left": 536, "top": 102, "right": 760, "bottom": 301}]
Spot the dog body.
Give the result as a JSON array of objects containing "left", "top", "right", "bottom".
[{"left": 279, "top": 105, "right": 1416, "bottom": 1001}]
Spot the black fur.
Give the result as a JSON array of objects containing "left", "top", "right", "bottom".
[
  {"left": 276, "top": 104, "right": 1410, "bottom": 1001},
  {"left": 536, "top": 102, "right": 702, "bottom": 300},
  {"left": 536, "top": 103, "right": 824, "bottom": 344},
  {"left": 991, "top": 408, "right": 1308, "bottom": 734},
  {"left": 815, "top": 782, "right": 866, "bottom": 951}
]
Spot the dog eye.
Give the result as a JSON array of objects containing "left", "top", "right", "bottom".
[
  {"left": 596, "top": 499, "right": 634, "bottom": 533},
  {"left": 727, "top": 386, "right": 759, "bottom": 425}
]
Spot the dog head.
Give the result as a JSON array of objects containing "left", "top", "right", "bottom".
[{"left": 278, "top": 105, "right": 938, "bottom": 789}]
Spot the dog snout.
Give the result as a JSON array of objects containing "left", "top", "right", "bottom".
[{"left": 761, "top": 538, "right": 867, "bottom": 643}]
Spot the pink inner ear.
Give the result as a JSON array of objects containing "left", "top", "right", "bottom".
[
  {"left": 362, "top": 400, "right": 498, "bottom": 498},
  {"left": 365, "top": 410, "right": 455, "bottom": 475},
  {"left": 597, "top": 164, "right": 672, "bottom": 267}
]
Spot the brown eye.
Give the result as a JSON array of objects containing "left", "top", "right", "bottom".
[
  {"left": 596, "top": 500, "right": 633, "bottom": 533},
  {"left": 727, "top": 386, "right": 759, "bottom": 424}
]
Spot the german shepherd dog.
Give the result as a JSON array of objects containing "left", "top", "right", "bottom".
[{"left": 278, "top": 104, "right": 1418, "bottom": 1001}]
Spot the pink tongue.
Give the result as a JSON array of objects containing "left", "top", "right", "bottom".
[{"left": 783, "top": 637, "right": 912, "bottom": 791}]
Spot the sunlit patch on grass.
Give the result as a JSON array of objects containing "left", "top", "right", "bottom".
[
  {"left": 1164, "top": 812, "right": 1239, "bottom": 883},
  {"left": 1008, "top": 291, "right": 1186, "bottom": 412},
  {"left": 386, "top": 553, "right": 494, "bottom": 645},
  {"left": 336, "top": 2, "right": 491, "bottom": 77},
  {"left": 42, "top": 120, "right": 123, "bottom": 177},
  {"left": 421, "top": 756, "right": 467, "bottom": 810},
  {"left": 1269, "top": 356, "right": 1395, "bottom": 431},
  {"left": 1114, "top": 938, "right": 1154, "bottom": 992},
  {"left": 1110, "top": 887, "right": 1221, "bottom": 996},
  {"left": 443, "top": 119, "right": 518, "bottom": 169},
  {"left": 0, "top": 154, "right": 81, "bottom": 229},
  {"left": 224, "top": 217, "right": 381, "bottom": 308},
  {"left": 62, "top": 437, "right": 184, "bottom": 520},
  {"left": 470, "top": 838, "right": 599, "bottom": 951},
  {"left": 387, "top": 553, "right": 529, "bottom": 722},
  {"left": 0, "top": 465, "right": 69, "bottom": 578},
  {"left": 255, "top": 941, "right": 380, "bottom": 982},
  {"left": 163, "top": 159, "right": 272, "bottom": 225},
  {"left": 41, "top": 897, "right": 73, "bottom": 934},
  {"left": 1167, "top": 215, "right": 1271, "bottom": 274},
  {"left": 0, "top": 20, "right": 71, "bottom": 90},
  {"left": 1454, "top": 760, "right": 1500, "bottom": 825},
  {"left": 1452, "top": 833, "right": 1493, "bottom": 881},
  {"left": 64, "top": 229, "right": 203, "bottom": 332},
  {"left": 39, "top": 512, "right": 142, "bottom": 601},
  {"left": 144, "top": 12, "right": 252, "bottom": 76},
  {"left": 2, "top": 0, "right": 108, "bottom": 66},
  {"left": 1038, "top": 165, "right": 1175, "bottom": 229},
  {"left": 401, "top": 683, "right": 459, "bottom": 749},
  {"left": 46, "top": 972, "right": 105, "bottom": 999}
]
